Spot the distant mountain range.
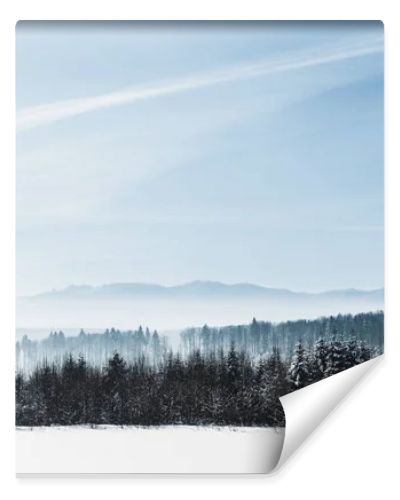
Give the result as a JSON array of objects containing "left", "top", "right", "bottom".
[
  {"left": 17, "top": 281, "right": 384, "bottom": 331},
  {"left": 22, "top": 281, "right": 384, "bottom": 302}
]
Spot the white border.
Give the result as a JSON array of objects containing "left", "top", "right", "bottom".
[{"left": 1, "top": 1, "right": 399, "bottom": 498}]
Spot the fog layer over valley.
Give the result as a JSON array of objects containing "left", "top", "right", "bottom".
[{"left": 17, "top": 281, "right": 384, "bottom": 335}]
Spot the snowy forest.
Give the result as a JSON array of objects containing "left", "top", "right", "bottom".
[
  {"left": 15, "top": 311, "right": 383, "bottom": 427},
  {"left": 16, "top": 326, "right": 168, "bottom": 375},
  {"left": 180, "top": 311, "right": 383, "bottom": 357}
]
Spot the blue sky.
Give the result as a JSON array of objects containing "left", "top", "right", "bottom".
[{"left": 16, "top": 21, "right": 384, "bottom": 295}]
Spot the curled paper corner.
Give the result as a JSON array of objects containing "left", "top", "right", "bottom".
[{"left": 273, "top": 355, "right": 383, "bottom": 472}]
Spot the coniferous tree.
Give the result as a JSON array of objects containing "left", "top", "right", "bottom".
[
  {"left": 105, "top": 353, "right": 128, "bottom": 425},
  {"left": 256, "top": 348, "right": 287, "bottom": 426},
  {"left": 288, "top": 341, "right": 309, "bottom": 390},
  {"left": 357, "top": 340, "right": 372, "bottom": 364},
  {"left": 326, "top": 335, "right": 347, "bottom": 376},
  {"left": 313, "top": 337, "right": 329, "bottom": 380},
  {"left": 344, "top": 334, "right": 359, "bottom": 369}
]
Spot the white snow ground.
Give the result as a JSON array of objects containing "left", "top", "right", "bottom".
[{"left": 16, "top": 425, "right": 284, "bottom": 474}]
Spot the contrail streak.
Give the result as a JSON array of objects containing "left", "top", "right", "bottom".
[{"left": 16, "top": 39, "right": 383, "bottom": 131}]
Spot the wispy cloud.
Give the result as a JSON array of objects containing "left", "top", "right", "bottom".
[{"left": 17, "top": 38, "right": 382, "bottom": 131}]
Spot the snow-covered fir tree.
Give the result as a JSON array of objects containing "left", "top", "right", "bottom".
[{"left": 288, "top": 341, "right": 309, "bottom": 390}]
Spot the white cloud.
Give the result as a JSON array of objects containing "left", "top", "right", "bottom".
[{"left": 17, "top": 38, "right": 383, "bottom": 132}]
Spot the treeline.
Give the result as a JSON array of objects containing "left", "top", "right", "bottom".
[
  {"left": 180, "top": 311, "right": 384, "bottom": 358},
  {"left": 16, "top": 312, "right": 383, "bottom": 375},
  {"left": 16, "top": 326, "right": 168, "bottom": 375},
  {"left": 16, "top": 334, "right": 377, "bottom": 427}
]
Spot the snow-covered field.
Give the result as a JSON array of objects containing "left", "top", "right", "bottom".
[{"left": 16, "top": 425, "right": 284, "bottom": 474}]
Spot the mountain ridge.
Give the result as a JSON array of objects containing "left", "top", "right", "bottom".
[{"left": 20, "top": 281, "right": 384, "bottom": 301}]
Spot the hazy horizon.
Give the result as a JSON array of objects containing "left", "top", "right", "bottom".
[{"left": 16, "top": 279, "right": 384, "bottom": 333}]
